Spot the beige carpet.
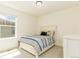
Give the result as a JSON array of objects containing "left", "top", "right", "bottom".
[
  {"left": 14, "top": 45, "right": 63, "bottom": 58},
  {"left": 0, "top": 45, "right": 63, "bottom": 58}
]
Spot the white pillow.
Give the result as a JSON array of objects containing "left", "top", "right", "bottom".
[{"left": 47, "top": 30, "right": 55, "bottom": 37}]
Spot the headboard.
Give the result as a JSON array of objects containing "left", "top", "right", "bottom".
[{"left": 39, "top": 25, "right": 57, "bottom": 36}]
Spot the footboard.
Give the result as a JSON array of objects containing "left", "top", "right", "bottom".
[
  {"left": 19, "top": 42, "right": 55, "bottom": 58},
  {"left": 19, "top": 42, "right": 39, "bottom": 58}
]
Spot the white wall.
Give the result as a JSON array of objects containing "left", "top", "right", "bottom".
[
  {"left": 37, "top": 7, "right": 79, "bottom": 47},
  {"left": 0, "top": 5, "right": 37, "bottom": 52}
]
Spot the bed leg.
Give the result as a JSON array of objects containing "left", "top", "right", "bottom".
[{"left": 36, "top": 55, "right": 39, "bottom": 58}]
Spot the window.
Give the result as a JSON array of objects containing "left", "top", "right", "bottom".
[{"left": 0, "top": 15, "right": 16, "bottom": 38}]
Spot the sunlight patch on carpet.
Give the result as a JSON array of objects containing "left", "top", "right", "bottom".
[{"left": 0, "top": 49, "right": 21, "bottom": 58}]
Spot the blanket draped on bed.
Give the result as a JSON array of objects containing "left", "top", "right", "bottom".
[{"left": 19, "top": 36, "right": 54, "bottom": 53}]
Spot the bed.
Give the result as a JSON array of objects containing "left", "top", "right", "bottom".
[{"left": 18, "top": 25, "right": 57, "bottom": 58}]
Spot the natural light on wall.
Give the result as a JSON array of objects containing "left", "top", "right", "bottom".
[{"left": 0, "top": 15, "right": 16, "bottom": 38}]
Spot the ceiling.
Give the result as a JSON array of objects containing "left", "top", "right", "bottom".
[{"left": 0, "top": 1, "right": 79, "bottom": 17}]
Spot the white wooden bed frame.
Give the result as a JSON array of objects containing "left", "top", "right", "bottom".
[
  {"left": 19, "top": 25, "right": 57, "bottom": 58},
  {"left": 19, "top": 42, "right": 55, "bottom": 58}
]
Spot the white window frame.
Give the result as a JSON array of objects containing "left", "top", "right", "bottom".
[{"left": 0, "top": 16, "right": 17, "bottom": 39}]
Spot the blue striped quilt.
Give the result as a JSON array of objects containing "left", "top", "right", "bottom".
[{"left": 19, "top": 35, "right": 54, "bottom": 52}]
